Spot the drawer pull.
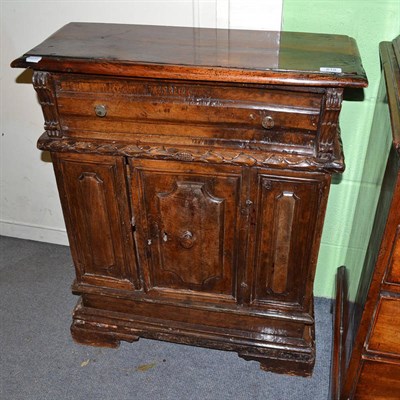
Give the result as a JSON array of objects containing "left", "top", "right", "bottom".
[
  {"left": 261, "top": 115, "right": 274, "bottom": 129},
  {"left": 94, "top": 104, "right": 107, "bottom": 117},
  {"left": 180, "top": 231, "right": 195, "bottom": 249}
]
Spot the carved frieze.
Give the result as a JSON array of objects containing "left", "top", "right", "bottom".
[{"left": 37, "top": 134, "right": 344, "bottom": 172}]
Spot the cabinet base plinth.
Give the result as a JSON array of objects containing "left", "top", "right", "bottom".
[
  {"left": 242, "top": 355, "right": 313, "bottom": 377},
  {"left": 71, "top": 298, "right": 315, "bottom": 376},
  {"left": 71, "top": 324, "right": 122, "bottom": 348}
]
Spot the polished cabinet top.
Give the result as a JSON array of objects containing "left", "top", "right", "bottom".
[{"left": 11, "top": 22, "right": 367, "bottom": 88}]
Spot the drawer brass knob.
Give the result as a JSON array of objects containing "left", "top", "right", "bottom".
[
  {"left": 94, "top": 104, "right": 107, "bottom": 117},
  {"left": 179, "top": 231, "right": 195, "bottom": 249},
  {"left": 261, "top": 115, "right": 274, "bottom": 129}
]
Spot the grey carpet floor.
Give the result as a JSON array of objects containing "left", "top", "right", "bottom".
[{"left": 0, "top": 236, "right": 332, "bottom": 400}]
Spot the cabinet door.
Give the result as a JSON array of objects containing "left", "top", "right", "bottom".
[
  {"left": 251, "top": 170, "right": 329, "bottom": 310},
  {"left": 129, "top": 159, "right": 243, "bottom": 302},
  {"left": 52, "top": 153, "right": 139, "bottom": 290}
]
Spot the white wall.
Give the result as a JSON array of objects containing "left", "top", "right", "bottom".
[{"left": 1, "top": 0, "right": 282, "bottom": 245}]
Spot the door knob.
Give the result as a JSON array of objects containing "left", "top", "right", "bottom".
[{"left": 179, "top": 231, "right": 195, "bottom": 249}]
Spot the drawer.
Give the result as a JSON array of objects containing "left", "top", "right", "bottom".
[
  {"left": 385, "top": 225, "right": 400, "bottom": 285},
  {"left": 55, "top": 75, "right": 322, "bottom": 149},
  {"left": 367, "top": 296, "right": 400, "bottom": 357},
  {"left": 355, "top": 359, "right": 400, "bottom": 399}
]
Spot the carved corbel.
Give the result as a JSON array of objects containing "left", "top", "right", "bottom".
[
  {"left": 318, "top": 88, "right": 344, "bottom": 157},
  {"left": 32, "top": 71, "right": 62, "bottom": 138}
]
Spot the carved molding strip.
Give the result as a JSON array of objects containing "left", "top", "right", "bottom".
[
  {"left": 32, "top": 71, "right": 62, "bottom": 138},
  {"left": 38, "top": 134, "right": 344, "bottom": 172}
]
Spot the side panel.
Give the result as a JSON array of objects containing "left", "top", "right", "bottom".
[
  {"left": 251, "top": 170, "right": 328, "bottom": 310},
  {"left": 52, "top": 152, "right": 139, "bottom": 289}
]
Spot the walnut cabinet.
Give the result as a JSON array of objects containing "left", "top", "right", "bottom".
[{"left": 12, "top": 23, "right": 367, "bottom": 376}]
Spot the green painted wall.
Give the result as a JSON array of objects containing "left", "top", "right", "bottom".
[{"left": 283, "top": 0, "right": 400, "bottom": 298}]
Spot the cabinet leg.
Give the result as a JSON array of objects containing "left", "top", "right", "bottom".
[
  {"left": 70, "top": 298, "right": 142, "bottom": 348},
  {"left": 258, "top": 359, "right": 313, "bottom": 377},
  {"left": 240, "top": 353, "right": 314, "bottom": 377},
  {"left": 71, "top": 323, "right": 122, "bottom": 348}
]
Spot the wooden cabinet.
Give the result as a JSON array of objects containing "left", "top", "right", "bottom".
[
  {"left": 11, "top": 23, "right": 367, "bottom": 376},
  {"left": 331, "top": 36, "right": 400, "bottom": 398}
]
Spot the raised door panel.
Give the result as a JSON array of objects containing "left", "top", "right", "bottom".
[
  {"left": 251, "top": 171, "right": 327, "bottom": 309},
  {"left": 52, "top": 153, "right": 139, "bottom": 289},
  {"left": 130, "top": 159, "right": 242, "bottom": 301}
]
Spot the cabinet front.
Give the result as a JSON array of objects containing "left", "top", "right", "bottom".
[{"left": 129, "top": 159, "right": 243, "bottom": 302}]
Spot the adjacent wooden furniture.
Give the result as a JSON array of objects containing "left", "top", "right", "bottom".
[
  {"left": 12, "top": 23, "right": 367, "bottom": 376},
  {"left": 331, "top": 36, "right": 400, "bottom": 398}
]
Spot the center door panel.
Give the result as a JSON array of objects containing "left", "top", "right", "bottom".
[{"left": 129, "top": 159, "right": 243, "bottom": 303}]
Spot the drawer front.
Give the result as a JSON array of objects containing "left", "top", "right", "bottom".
[
  {"left": 355, "top": 359, "right": 400, "bottom": 399},
  {"left": 55, "top": 75, "right": 322, "bottom": 150},
  {"left": 386, "top": 225, "right": 400, "bottom": 285},
  {"left": 367, "top": 296, "right": 400, "bottom": 357}
]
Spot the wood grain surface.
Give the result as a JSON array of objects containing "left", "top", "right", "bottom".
[{"left": 11, "top": 23, "right": 367, "bottom": 87}]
